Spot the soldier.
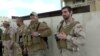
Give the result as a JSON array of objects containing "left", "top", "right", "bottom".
[
  {"left": 24, "top": 12, "right": 52, "bottom": 56},
  {"left": 2, "top": 21, "right": 22, "bottom": 56},
  {"left": 55, "top": 6, "right": 85, "bottom": 56},
  {"left": 2, "top": 21, "right": 16, "bottom": 41},
  {"left": 15, "top": 18, "right": 28, "bottom": 56}
]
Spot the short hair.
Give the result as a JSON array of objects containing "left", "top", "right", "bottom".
[{"left": 61, "top": 6, "right": 73, "bottom": 12}]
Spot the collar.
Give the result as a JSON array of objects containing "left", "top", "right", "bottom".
[
  {"left": 30, "top": 21, "right": 39, "bottom": 25},
  {"left": 64, "top": 18, "right": 74, "bottom": 25}
]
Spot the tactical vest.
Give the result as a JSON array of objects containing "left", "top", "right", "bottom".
[
  {"left": 25, "top": 22, "right": 46, "bottom": 51},
  {"left": 2, "top": 30, "right": 11, "bottom": 41},
  {"left": 16, "top": 25, "right": 26, "bottom": 48},
  {"left": 57, "top": 20, "right": 79, "bottom": 49},
  {"left": 26, "top": 22, "right": 41, "bottom": 45}
]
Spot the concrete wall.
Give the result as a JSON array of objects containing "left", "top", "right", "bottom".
[{"left": 12, "top": 11, "right": 100, "bottom": 56}]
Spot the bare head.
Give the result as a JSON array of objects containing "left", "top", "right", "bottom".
[
  {"left": 61, "top": 6, "right": 73, "bottom": 20},
  {"left": 16, "top": 18, "right": 23, "bottom": 27}
]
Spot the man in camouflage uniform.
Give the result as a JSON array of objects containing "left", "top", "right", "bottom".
[
  {"left": 24, "top": 12, "right": 51, "bottom": 56},
  {"left": 15, "top": 18, "right": 28, "bottom": 56},
  {"left": 2, "top": 21, "right": 22, "bottom": 56},
  {"left": 55, "top": 6, "right": 85, "bottom": 56}
]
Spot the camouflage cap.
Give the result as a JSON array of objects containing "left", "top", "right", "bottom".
[
  {"left": 3, "top": 21, "right": 10, "bottom": 24},
  {"left": 30, "top": 12, "right": 38, "bottom": 16}
]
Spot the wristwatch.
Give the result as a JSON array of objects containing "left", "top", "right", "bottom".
[{"left": 38, "top": 33, "right": 41, "bottom": 37}]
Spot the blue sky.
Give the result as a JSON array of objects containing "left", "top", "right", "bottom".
[{"left": 0, "top": 0, "right": 61, "bottom": 17}]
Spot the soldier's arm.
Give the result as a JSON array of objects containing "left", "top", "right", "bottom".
[
  {"left": 38, "top": 22, "right": 52, "bottom": 37},
  {"left": 66, "top": 23, "right": 86, "bottom": 46},
  {"left": 22, "top": 25, "right": 27, "bottom": 34},
  {"left": 22, "top": 25, "right": 27, "bottom": 37},
  {"left": 23, "top": 26, "right": 28, "bottom": 47},
  {"left": 23, "top": 36, "right": 28, "bottom": 49}
]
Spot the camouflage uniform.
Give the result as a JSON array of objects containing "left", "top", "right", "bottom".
[
  {"left": 2, "top": 27, "right": 16, "bottom": 41},
  {"left": 24, "top": 21, "right": 51, "bottom": 56},
  {"left": 15, "top": 24, "right": 27, "bottom": 56},
  {"left": 56, "top": 19, "right": 85, "bottom": 56},
  {"left": 3, "top": 41, "right": 22, "bottom": 56},
  {"left": 16, "top": 24, "right": 27, "bottom": 47},
  {"left": 2, "top": 21, "right": 22, "bottom": 56}
]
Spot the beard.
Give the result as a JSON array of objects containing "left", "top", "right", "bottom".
[
  {"left": 17, "top": 24, "right": 21, "bottom": 27},
  {"left": 63, "top": 15, "right": 70, "bottom": 20}
]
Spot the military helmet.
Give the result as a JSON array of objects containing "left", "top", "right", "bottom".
[{"left": 3, "top": 21, "right": 10, "bottom": 24}]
